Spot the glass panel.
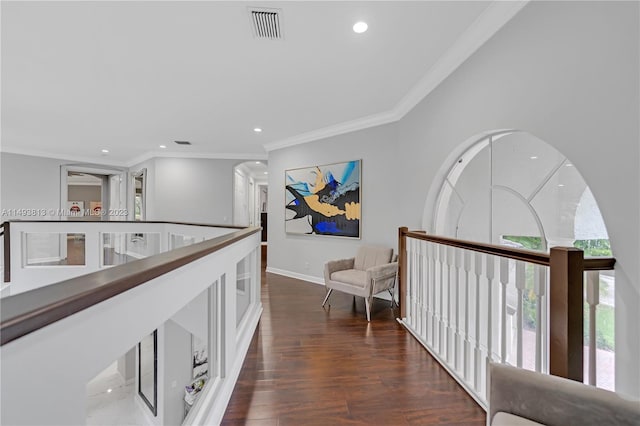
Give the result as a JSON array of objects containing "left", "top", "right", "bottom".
[
  {"left": 173, "top": 287, "right": 213, "bottom": 422},
  {"left": 138, "top": 331, "right": 157, "bottom": 416},
  {"left": 102, "top": 233, "right": 160, "bottom": 266},
  {"left": 25, "top": 232, "right": 85, "bottom": 266},
  {"left": 236, "top": 254, "right": 252, "bottom": 326},
  {"left": 492, "top": 189, "right": 543, "bottom": 247},
  {"left": 86, "top": 347, "right": 139, "bottom": 425},
  {"left": 169, "top": 234, "right": 204, "bottom": 250},
  {"left": 530, "top": 159, "right": 588, "bottom": 244},
  {"left": 492, "top": 132, "right": 565, "bottom": 200}
]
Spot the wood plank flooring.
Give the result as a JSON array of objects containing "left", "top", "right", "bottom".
[{"left": 222, "top": 266, "right": 485, "bottom": 425}]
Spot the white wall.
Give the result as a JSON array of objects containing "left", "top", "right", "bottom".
[
  {"left": 1, "top": 153, "right": 67, "bottom": 219},
  {"left": 267, "top": 122, "right": 402, "bottom": 282},
  {"left": 172, "top": 289, "right": 208, "bottom": 342},
  {"left": 162, "top": 320, "right": 192, "bottom": 426},
  {"left": 0, "top": 153, "right": 127, "bottom": 219},
  {"left": 149, "top": 157, "right": 236, "bottom": 225},
  {"left": 267, "top": 1, "right": 639, "bottom": 397}
]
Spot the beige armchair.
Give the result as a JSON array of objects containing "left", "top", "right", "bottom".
[
  {"left": 488, "top": 362, "right": 640, "bottom": 426},
  {"left": 322, "top": 246, "right": 398, "bottom": 321}
]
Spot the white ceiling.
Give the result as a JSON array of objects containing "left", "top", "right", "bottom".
[{"left": 1, "top": 1, "right": 526, "bottom": 166}]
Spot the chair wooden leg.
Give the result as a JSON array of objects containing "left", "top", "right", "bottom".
[
  {"left": 322, "top": 289, "right": 333, "bottom": 307},
  {"left": 364, "top": 297, "right": 371, "bottom": 322}
]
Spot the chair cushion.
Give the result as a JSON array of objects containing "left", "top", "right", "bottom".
[
  {"left": 331, "top": 269, "right": 367, "bottom": 287},
  {"left": 354, "top": 246, "right": 393, "bottom": 271},
  {"left": 492, "top": 412, "right": 544, "bottom": 426}
]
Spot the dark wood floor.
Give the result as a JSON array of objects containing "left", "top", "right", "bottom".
[{"left": 222, "top": 262, "right": 486, "bottom": 425}]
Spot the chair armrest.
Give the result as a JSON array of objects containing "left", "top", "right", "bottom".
[
  {"left": 324, "top": 258, "right": 355, "bottom": 282},
  {"left": 488, "top": 363, "right": 640, "bottom": 426},
  {"left": 366, "top": 262, "right": 398, "bottom": 294}
]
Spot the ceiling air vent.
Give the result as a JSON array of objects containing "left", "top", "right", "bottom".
[
  {"left": 249, "top": 8, "right": 282, "bottom": 39},
  {"left": 174, "top": 140, "right": 191, "bottom": 145}
]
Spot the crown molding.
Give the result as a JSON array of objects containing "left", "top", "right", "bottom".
[
  {"left": 0, "top": 146, "right": 267, "bottom": 168},
  {"left": 0, "top": 146, "right": 126, "bottom": 167},
  {"left": 264, "top": 109, "right": 400, "bottom": 152},
  {"left": 125, "top": 150, "right": 269, "bottom": 168},
  {"left": 264, "top": 0, "right": 529, "bottom": 153}
]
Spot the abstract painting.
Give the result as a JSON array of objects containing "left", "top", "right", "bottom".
[{"left": 285, "top": 160, "right": 361, "bottom": 238}]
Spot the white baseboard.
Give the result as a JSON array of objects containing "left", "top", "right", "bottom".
[
  {"left": 265, "top": 267, "right": 396, "bottom": 301},
  {"left": 265, "top": 266, "right": 324, "bottom": 286}
]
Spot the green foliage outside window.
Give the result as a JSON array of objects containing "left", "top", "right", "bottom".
[{"left": 501, "top": 235, "right": 614, "bottom": 351}]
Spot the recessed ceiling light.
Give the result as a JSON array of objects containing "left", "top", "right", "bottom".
[
  {"left": 101, "top": 149, "right": 109, "bottom": 154},
  {"left": 566, "top": 163, "right": 573, "bottom": 167},
  {"left": 254, "top": 128, "right": 262, "bottom": 133},
  {"left": 159, "top": 145, "right": 167, "bottom": 149},
  {"left": 255, "top": 161, "right": 261, "bottom": 164},
  {"left": 264, "top": 172, "right": 268, "bottom": 175},
  {"left": 558, "top": 184, "right": 565, "bottom": 187},
  {"left": 353, "top": 21, "right": 368, "bottom": 34},
  {"left": 530, "top": 156, "right": 538, "bottom": 160},
  {"left": 107, "top": 389, "right": 112, "bottom": 393}
]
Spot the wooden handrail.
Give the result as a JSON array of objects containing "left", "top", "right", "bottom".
[
  {"left": 398, "top": 227, "right": 616, "bottom": 383},
  {"left": 400, "top": 229, "right": 615, "bottom": 270},
  {"left": 0, "top": 226, "right": 260, "bottom": 346},
  {"left": 402, "top": 229, "right": 551, "bottom": 266},
  {"left": 583, "top": 257, "right": 616, "bottom": 271},
  {"left": 2, "top": 219, "right": 246, "bottom": 229}
]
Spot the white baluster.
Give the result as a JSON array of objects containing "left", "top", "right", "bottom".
[
  {"left": 500, "top": 258, "right": 509, "bottom": 363},
  {"left": 427, "top": 243, "right": 435, "bottom": 346},
  {"left": 438, "top": 244, "right": 447, "bottom": 355},
  {"left": 411, "top": 239, "right": 418, "bottom": 329},
  {"left": 421, "top": 241, "right": 429, "bottom": 342},
  {"left": 473, "top": 252, "right": 483, "bottom": 391},
  {"left": 515, "top": 261, "right": 525, "bottom": 368},
  {"left": 445, "top": 246, "right": 456, "bottom": 364},
  {"left": 406, "top": 239, "right": 413, "bottom": 327},
  {"left": 486, "top": 255, "right": 495, "bottom": 363},
  {"left": 534, "top": 265, "right": 546, "bottom": 372},
  {"left": 416, "top": 240, "right": 424, "bottom": 338},
  {"left": 586, "top": 270, "right": 600, "bottom": 386},
  {"left": 463, "top": 250, "right": 472, "bottom": 381},
  {"left": 454, "top": 248, "right": 462, "bottom": 372}
]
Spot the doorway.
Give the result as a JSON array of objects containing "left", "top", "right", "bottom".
[
  {"left": 61, "top": 165, "right": 127, "bottom": 221},
  {"left": 232, "top": 161, "right": 268, "bottom": 230},
  {"left": 59, "top": 166, "right": 127, "bottom": 264}
]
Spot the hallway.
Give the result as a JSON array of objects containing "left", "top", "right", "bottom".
[{"left": 222, "top": 270, "right": 485, "bottom": 425}]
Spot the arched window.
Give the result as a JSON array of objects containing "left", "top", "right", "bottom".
[
  {"left": 431, "top": 130, "right": 614, "bottom": 388},
  {"left": 432, "top": 131, "right": 610, "bottom": 254}
]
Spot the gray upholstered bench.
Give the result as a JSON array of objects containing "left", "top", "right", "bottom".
[{"left": 488, "top": 363, "right": 640, "bottom": 426}]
